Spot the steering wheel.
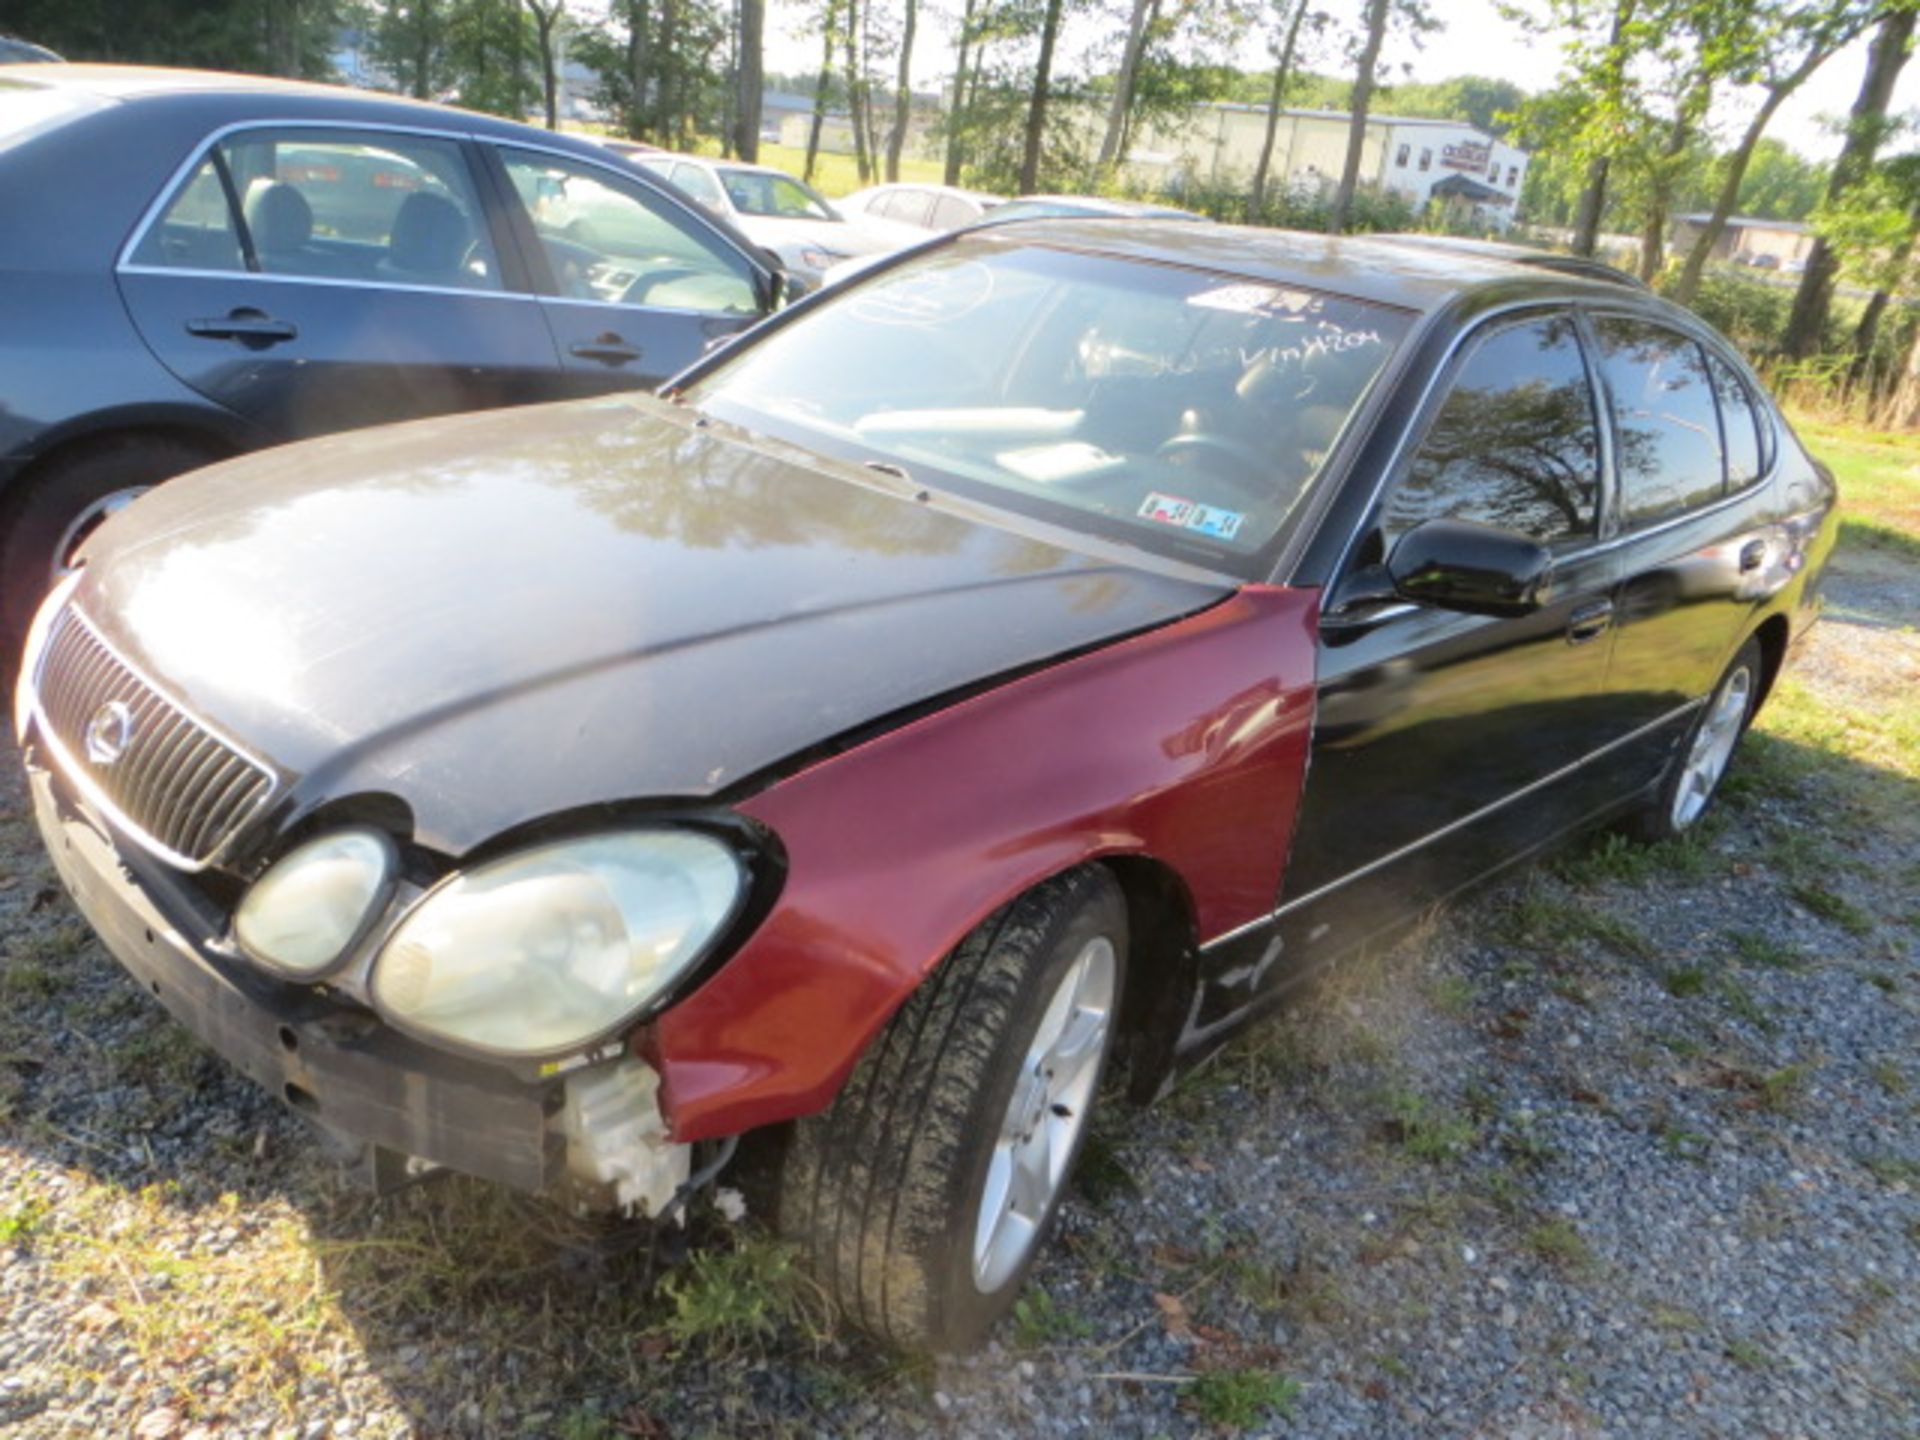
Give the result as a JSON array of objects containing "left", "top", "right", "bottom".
[{"left": 1153, "top": 431, "right": 1274, "bottom": 500}]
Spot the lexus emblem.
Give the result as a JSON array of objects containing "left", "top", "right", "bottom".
[{"left": 84, "top": 700, "right": 135, "bottom": 767}]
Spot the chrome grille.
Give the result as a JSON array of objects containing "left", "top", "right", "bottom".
[{"left": 32, "top": 607, "right": 276, "bottom": 868}]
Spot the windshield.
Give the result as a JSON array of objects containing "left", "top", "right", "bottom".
[
  {"left": 718, "top": 168, "right": 836, "bottom": 220},
  {"left": 687, "top": 239, "right": 1413, "bottom": 569}
]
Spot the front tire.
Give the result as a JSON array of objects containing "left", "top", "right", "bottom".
[
  {"left": 0, "top": 435, "right": 214, "bottom": 645},
  {"left": 1636, "top": 638, "right": 1763, "bottom": 842},
  {"left": 777, "top": 867, "right": 1127, "bottom": 1351}
]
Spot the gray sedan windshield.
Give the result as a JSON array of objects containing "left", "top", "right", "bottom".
[{"left": 689, "top": 241, "right": 1413, "bottom": 565}]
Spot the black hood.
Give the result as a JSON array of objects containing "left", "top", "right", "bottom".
[{"left": 76, "top": 395, "right": 1229, "bottom": 854}]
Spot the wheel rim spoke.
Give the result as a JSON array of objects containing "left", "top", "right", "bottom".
[
  {"left": 1672, "top": 666, "right": 1751, "bottom": 830},
  {"left": 972, "top": 933, "right": 1117, "bottom": 1294}
]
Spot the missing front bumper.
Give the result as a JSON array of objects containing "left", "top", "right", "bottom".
[{"left": 28, "top": 757, "right": 625, "bottom": 1200}]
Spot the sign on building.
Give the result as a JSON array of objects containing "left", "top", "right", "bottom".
[{"left": 1440, "top": 140, "right": 1491, "bottom": 172}]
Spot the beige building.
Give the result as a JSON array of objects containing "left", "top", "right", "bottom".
[
  {"left": 1122, "top": 104, "right": 1529, "bottom": 229},
  {"left": 1670, "top": 213, "right": 1814, "bottom": 269}
]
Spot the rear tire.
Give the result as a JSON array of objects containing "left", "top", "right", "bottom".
[
  {"left": 777, "top": 866, "right": 1127, "bottom": 1352},
  {"left": 1633, "top": 638, "right": 1763, "bottom": 843},
  {"left": 0, "top": 435, "right": 214, "bottom": 647}
]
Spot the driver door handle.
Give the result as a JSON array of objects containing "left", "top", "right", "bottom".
[
  {"left": 185, "top": 308, "right": 298, "bottom": 346},
  {"left": 569, "top": 333, "right": 643, "bottom": 366},
  {"left": 1566, "top": 598, "right": 1614, "bottom": 645}
]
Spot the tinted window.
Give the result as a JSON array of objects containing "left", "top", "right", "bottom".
[
  {"left": 499, "top": 148, "right": 758, "bottom": 315},
  {"left": 1385, "top": 314, "right": 1600, "bottom": 545},
  {"left": 690, "top": 242, "right": 1413, "bottom": 564},
  {"left": 1593, "top": 316, "right": 1724, "bottom": 525},
  {"left": 1707, "top": 351, "right": 1764, "bottom": 488}
]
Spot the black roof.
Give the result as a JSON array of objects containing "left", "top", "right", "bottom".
[{"left": 970, "top": 218, "right": 1651, "bottom": 313}]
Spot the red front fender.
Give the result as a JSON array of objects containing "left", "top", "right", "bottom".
[{"left": 653, "top": 584, "right": 1321, "bottom": 1141}]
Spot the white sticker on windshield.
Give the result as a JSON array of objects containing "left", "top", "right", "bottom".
[{"left": 1187, "top": 283, "right": 1320, "bottom": 316}]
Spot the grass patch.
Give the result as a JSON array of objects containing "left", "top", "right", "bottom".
[
  {"left": 1790, "top": 883, "right": 1875, "bottom": 937},
  {"left": 1859, "top": 1152, "right": 1920, "bottom": 1187},
  {"left": 1523, "top": 1218, "right": 1595, "bottom": 1271},
  {"left": 752, "top": 141, "right": 947, "bottom": 199},
  {"left": 1793, "top": 415, "right": 1920, "bottom": 556},
  {"left": 1555, "top": 827, "right": 1721, "bottom": 887},
  {"left": 1728, "top": 928, "right": 1802, "bottom": 969},
  {"left": 656, "top": 1235, "right": 824, "bottom": 1354},
  {"left": 1009, "top": 1286, "right": 1093, "bottom": 1348},
  {"left": 1870, "top": 1060, "right": 1908, "bottom": 1097},
  {"left": 1499, "top": 889, "right": 1655, "bottom": 960},
  {"left": 1376, "top": 1088, "right": 1478, "bottom": 1163},
  {"left": 1664, "top": 966, "right": 1709, "bottom": 998},
  {"left": 1186, "top": 1368, "right": 1302, "bottom": 1431},
  {"left": 1723, "top": 1336, "right": 1774, "bottom": 1371}
]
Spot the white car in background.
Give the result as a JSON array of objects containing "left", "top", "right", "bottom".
[
  {"left": 636, "top": 155, "right": 910, "bottom": 289},
  {"left": 837, "top": 182, "right": 1006, "bottom": 235}
]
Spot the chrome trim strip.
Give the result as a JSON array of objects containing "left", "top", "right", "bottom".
[
  {"left": 116, "top": 262, "right": 538, "bottom": 303},
  {"left": 28, "top": 606, "right": 281, "bottom": 874},
  {"left": 1200, "top": 696, "right": 1705, "bottom": 952}
]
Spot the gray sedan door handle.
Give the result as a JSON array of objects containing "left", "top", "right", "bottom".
[
  {"left": 1566, "top": 598, "right": 1614, "bottom": 644},
  {"left": 185, "top": 308, "right": 298, "bottom": 346},
  {"left": 569, "top": 333, "right": 643, "bottom": 366}
]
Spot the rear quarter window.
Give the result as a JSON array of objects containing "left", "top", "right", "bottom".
[{"left": 1591, "top": 315, "right": 1724, "bottom": 527}]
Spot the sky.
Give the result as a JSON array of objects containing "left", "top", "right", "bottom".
[{"left": 759, "top": 0, "right": 1920, "bottom": 162}]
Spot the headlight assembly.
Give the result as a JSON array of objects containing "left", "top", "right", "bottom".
[
  {"left": 799, "top": 246, "right": 844, "bottom": 271},
  {"left": 234, "top": 828, "right": 396, "bottom": 977},
  {"left": 369, "top": 831, "right": 744, "bottom": 1059}
]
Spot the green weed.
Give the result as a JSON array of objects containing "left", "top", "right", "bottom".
[{"left": 1186, "top": 1369, "right": 1302, "bottom": 1431}]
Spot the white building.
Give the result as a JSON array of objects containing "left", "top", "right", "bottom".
[{"left": 1125, "top": 104, "right": 1530, "bottom": 231}]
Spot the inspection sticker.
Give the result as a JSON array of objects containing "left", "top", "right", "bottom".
[
  {"left": 1186, "top": 504, "right": 1245, "bottom": 540},
  {"left": 1139, "top": 491, "right": 1197, "bottom": 526}
]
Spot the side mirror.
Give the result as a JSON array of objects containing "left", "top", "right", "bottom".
[{"left": 1386, "top": 518, "right": 1552, "bottom": 617}]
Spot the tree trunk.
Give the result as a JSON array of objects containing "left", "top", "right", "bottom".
[
  {"left": 1848, "top": 210, "right": 1918, "bottom": 388},
  {"left": 657, "top": 0, "right": 681, "bottom": 148},
  {"left": 841, "top": 0, "right": 871, "bottom": 183},
  {"left": 625, "top": 0, "right": 651, "bottom": 138},
  {"left": 526, "top": 0, "right": 562, "bottom": 130},
  {"left": 1569, "top": 0, "right": 1635, "bottom": 257},
  {"left": 1785, "top": 8, "right": 1917, "bottom": 359},
  {"left": 1250, "top": 0, "right": 1308, "bottom": 221},
  {"left": 805, "top": 5, "right": 835, "bottom": 179},
  {"left": 886, "top": 0, "right": 917, "bottom": 182},
  {"left": 1018, "top": 0, "right": 1066, "bottom": 193},
  {"left": 1329, "top": 0, "right": 1389, "bottom": 233},
  {"left": 1095, "top": 0, "right": 1155, "bottom": 178},
  {"left": 1570, "top": 155, "right": 1609, "bottom": 256},
  {"left": 733, "top": 0, "right": 765, "bottom": 160},
  {"left": 944, "top": 0, "right": 976, "bottom": 185},
  {"left": 1669, "top": 92, "right": 1791, "bottom": 301},
  {"left": 1636, "top": 88, "right": 1704, "bottom": 283}
]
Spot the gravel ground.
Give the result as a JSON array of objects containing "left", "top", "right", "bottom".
[{"left": 2, "top": 542, "right": 1916, "bottom": 1440}]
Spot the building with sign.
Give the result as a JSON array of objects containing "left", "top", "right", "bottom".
[{"left": 1119, "top": 104, "right": 1529, "bottom": 231}]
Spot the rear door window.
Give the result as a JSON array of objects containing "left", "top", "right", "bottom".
[
  {"left": 1591, "top": 316, "right": 1724, "bottom": 526},
  {"left": 130, "top": 128, "right": 502, "bottom": 291},
  {"left": 668, "top": 161, "right": 727, "bottom": 212},
  {"left": 1385, "top": 312, "right": 1601, "bottom": 546},
  {"left": 877, "top": 189, "right": 934, "bottom": 226}
]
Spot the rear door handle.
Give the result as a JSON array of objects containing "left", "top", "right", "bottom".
[
  {"left": 569, "top": 334, "right": 643, "bottom": 366},
  {"left": 1566, "top": 598, "right": 1614, "bottom": 644},
  {"left": 1738, "top": 539, "right": 1767, "bottom": 572},
  {"left": 185, "top": 308, "right": 298, "bottom": 346}
]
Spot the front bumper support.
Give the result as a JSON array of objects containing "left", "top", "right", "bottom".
[{"left": 28, "top": 760, "right": 564, "bottom": 1195}]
